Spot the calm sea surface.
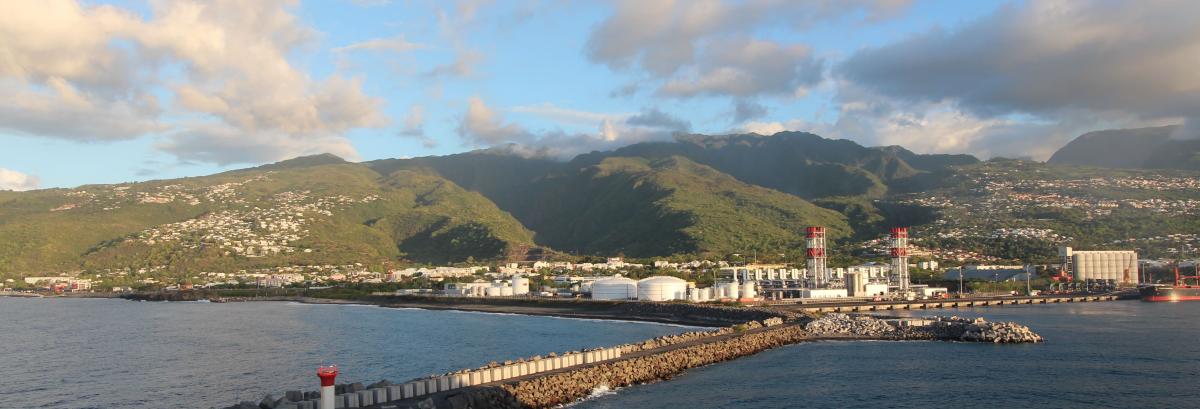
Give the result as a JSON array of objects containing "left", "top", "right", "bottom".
[
  {"left": 0, "top": 298, "right": 691, "bottom": 408},
  {"left": 3, "top": 298, "right": 1199, "bottom": 409},
  {"left": 577, "top": 301, "right": 1200, "bottom": 409}
]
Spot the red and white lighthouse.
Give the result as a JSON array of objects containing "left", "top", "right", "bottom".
[
  {"left": 890, "top": 227, "right": 910, "bottom": 292},
  {"left": 317, "top": 365, "right": 338, "bottom": 409},
  {"left": 805, "top": 226, "right": 827, "bottom": 288}
]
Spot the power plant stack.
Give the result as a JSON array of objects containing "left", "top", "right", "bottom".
[
  {"left": 806, "top": 226, "right": 828, "bottom": 288},
  {"left": 890, "top": 227, "right": 910, "bottom": 292}
]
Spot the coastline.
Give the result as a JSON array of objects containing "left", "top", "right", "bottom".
[{"left": 114, "top": 292, "right": 793, "bottom": 327}]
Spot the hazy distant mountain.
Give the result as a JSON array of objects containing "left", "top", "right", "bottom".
[{"left": 1048, "top": 125, "right": 1200, "bottom": 170}]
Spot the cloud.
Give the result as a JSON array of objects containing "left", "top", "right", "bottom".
[
  {"left": 586, "top": 0, "right": 907, "bottom": 99},
  {"left": 741, "top": 98, "right": 1104, "bottom": 160},
  {"left": 657, "top": 38, "right": 823, "bottom": 98},
  {"left": 732, "top": 99, "right": 768, "bottom": 123},
  {"left": 398, "top": 105, "right": 437, "bottom": 148},
  {"left": 0, "top": 0, "right": 388, "bottom": 165},
  {"left": 157, "top": 124, "right": 359, "bottom": 166},
  {"left": 458, "top": 96, "right": 535, "bottom": 145},
  {"left": 333, "top": 35, "right": 425, "bottom": 54},
  {"left": 625, "top": 108, "right": 691, "bottom": 132},
  {"left": 0, "top": 168, "right": 40, "bottom": 191},
  {"left": 457, "top": 98, "right": 689, "bottom": 158},
  {"left": 424, "top": 49, "right": 485, "bottom": 78},
  {"left": 511, "top": 103, "right": 628, "bottom": 125},
  {"left": 837, "top": 1, "right": 1200, "bottom": 143}
]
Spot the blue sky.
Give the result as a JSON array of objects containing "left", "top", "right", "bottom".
[{"left": 2, "top": 0, "right": 1197, "bottom": 190}]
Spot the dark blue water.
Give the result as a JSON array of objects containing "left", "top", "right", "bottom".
[
  {"left": 0, "top": 298, "right": 692, "bottom": 408},
  {"left": 577, "top": 302, "right": 1200, "bottom": 409}
]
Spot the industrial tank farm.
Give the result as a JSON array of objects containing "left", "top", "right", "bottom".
[
  {"left": 637, "top": 276, "right": 688, "bottom": 301},
  {"left": 590, "top": 276, "right": 638, "bottom": 300}
]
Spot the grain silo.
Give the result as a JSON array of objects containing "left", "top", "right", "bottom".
[{"left": 1070, "top": 250, "right": 1139, "bottom": 285}]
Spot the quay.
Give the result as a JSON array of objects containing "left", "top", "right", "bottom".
[{"left": 769, "top": 294, "right": 1124, "bottom": 314}]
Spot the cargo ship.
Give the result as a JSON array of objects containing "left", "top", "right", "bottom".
[{"left": 1140, "top": 265, "right": 1200, "bottom": 302}]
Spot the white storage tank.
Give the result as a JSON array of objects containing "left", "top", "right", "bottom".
[
  {"left": 484, "top": 286, "right": 502, "bottom": 297},
  {"left": 724, "top": 281, "right": 739, "bottom": 299},
  {"left": 591, "top": 276, "right": 638, "bottom": 300},
  {"left": 500, "top": 286, "right": 513, "bottom": 296},
  {"left": 511, "top": 276, "right": 530, "bottom": 295},
  {"left": 637, "top": 276, "right": 688, "bottom": 301},
  {"left": 741, "top": 281, "right": 757, "bottom": 299}
]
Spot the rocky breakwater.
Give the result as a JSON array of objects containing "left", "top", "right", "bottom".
[
  {"left": 805, "top": 314, "right": 1044, "bottom": 343},
  {"left": 500, "top": 321, "right": 805, "bottom": 408}
]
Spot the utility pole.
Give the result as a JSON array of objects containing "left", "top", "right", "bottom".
[
  {"left": 958, "top": 266, "right": 964, "bottom": 295},
  {"left": 1026, "top": 265, "right": 1032, "bottom": 295}
]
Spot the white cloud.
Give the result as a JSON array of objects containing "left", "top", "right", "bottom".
[
  {"left": 837, "top": 0, "right": 1200, "bottom": 151},
  {"left": 586, "top": 0, "right": 907, "bottom": 99},
  {"left": 457, "top": 98, "right": 689, "bottom": 158},
  {"left": 657, "top": 38, "right": 822, "bottom": 98},
  {"left": 0, "top": 168, "right": 40, "bottom": 191},
  {"left": 510, "top": 103, "right": 630, "bottom": 125},
  {"left": 333, "top": 35, "right": 425, "bottom": 54},
  {"left": 158, "top": 124, "right": 359, "bottom": 166},
  {"left": 0, "top": 0, "right": 389, "bottom": 165}
]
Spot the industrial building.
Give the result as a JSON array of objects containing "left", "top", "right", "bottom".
[
  {"left": 1060, "top": 247, "right": 1139, "bottom": 286},
  {"left": 443, "top": 275, "right": 530, "bottom": 297},
  {"left": 943, "top": 265, "right": 1033, "bottom": 282}
]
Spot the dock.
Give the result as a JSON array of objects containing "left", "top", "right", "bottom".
[{"left": 770, "top": 294, "right": 1123, "bottom": 314}]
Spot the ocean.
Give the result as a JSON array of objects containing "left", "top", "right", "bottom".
[
  {"left": 2, "top": 298, "right": 1198, "bottom": 408},
  {"left": 0, "top": 298, "right": 691, "bottom": 408}
]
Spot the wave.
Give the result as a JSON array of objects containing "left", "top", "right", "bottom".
[{"left": 562, "top": 384, "right": 619, "bottom": 407}]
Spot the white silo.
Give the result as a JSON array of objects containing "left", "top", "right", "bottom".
[
  {"left": 724, "top": 281, "right": 740, "bottom": 299},
  {"left": 741, "top": 281, "right": 757, "bottom": 299},
  {"left": 591, "top": 276, "right": 638, "bottom": 300},
  {"left": 511, "top": 275, "right": 531, "bottom": 295},
  {"left": 637, "top": 276, "right": 688, "bottom": 301}
]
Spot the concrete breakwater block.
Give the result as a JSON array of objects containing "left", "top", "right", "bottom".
[
  {"left": 357, "top": 390, "right": 374, "bottom": 406},
  {"left": 386, "top": 385, "right": 403, "bottom": 401}
]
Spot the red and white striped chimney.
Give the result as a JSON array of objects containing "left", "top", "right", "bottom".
[
  {"left": 318, "top": 365, "right": 338, "bottom": 409},
  {"left": 890, "top": 227, "right": 910, "bottom": 292},
  {"left": 806, "top": 226, "right": 827, "bottom": 288}
]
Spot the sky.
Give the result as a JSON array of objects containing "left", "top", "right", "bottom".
[{"left": 2, "top": 0, "right": 1199, "bottom": 190}]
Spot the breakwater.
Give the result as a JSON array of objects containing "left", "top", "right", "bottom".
[
  {"left": 779, "top": 294, "right": 1122, "bottom": 314},
  {"left": 221, "top": 314, "right": 1042, "bottom": 409}
]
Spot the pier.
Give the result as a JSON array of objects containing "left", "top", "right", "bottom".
[{"left": 771, "top": 294, "right": 1123, "bottom": 314}]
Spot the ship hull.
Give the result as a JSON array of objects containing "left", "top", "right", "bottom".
[{"left": 1140, "top": 286, "right": 1200, "bottom": 302}]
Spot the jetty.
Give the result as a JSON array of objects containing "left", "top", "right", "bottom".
[
  {"left": 772, "top": 294, "right": 1123, "bottom": 314},
  {"left": 220, "top": 306, "right": 1042, "bottom": 409}
]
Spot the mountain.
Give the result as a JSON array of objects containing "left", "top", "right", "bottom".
[
  {"left": 0, "top": 157, "right": 535, "bottom": 273},
  {"left": 19, "top": 131, "right": 1124, "bottom": 277},
  {"left": 490, "top": 156, "right": 851, "bottom": 257},
  {"left": 570, "top": 132, "right": 979, "bottom": 199},
  {"left": 1048, "top": 125, "right": 1200, "bottom": 170}
]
